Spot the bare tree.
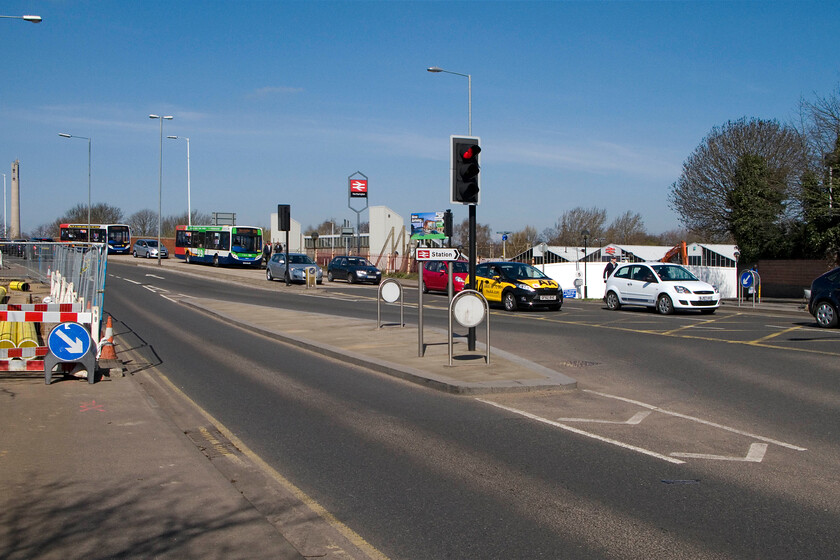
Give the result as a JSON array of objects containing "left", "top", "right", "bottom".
[
  {"left": 127, "top": 209, "right": 158, "bottom": 237},
  {"left": 668, "top": 117, "right": 808, "bottom": 241},
  {"left": 506, "top": 226, "right": 539, "bottom": 259},
  {"left": 453, "top": 219, "right": 496, "bottom": 258},
  {"left": 543, "top": 207, "right": 607, "bottom": 245},
  {"left": 798, "top": 85, "right": 840, "bottom": 159},
  {"left": 606, "top": 211, "right": 647, "bottom": 244}
]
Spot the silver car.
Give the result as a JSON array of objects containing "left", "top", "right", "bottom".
[
  {"left": 132, "top": 239, "right": 168, "bottom": 259},
  {"left": 266, "top": 252, "right": 323, "bottom": 284}
]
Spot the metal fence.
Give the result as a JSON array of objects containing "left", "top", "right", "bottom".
[{"left": 0, "top": 242, "right": 108, "bottom": 334}]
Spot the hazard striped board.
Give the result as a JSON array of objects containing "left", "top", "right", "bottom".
[
  {"left": 0, "top": 303, "right": 85, "bottom": 312},
  {"left": 0, "top": 311, "right": 92, "bottom": 323},
  {"left": 0, "top": 346, "right": 49, "bottom": 359},
  {"left": 0, "top": 360, "right": 45, "bottom": 371}
]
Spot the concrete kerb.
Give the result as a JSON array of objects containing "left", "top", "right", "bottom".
[{"left": 181, "top": 298, "right": 577, "bottom": 395}]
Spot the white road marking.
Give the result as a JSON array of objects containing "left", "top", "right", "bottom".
[
  {"left": 146, "top": 274, "right": 165, "bottom": 280},
  {"left": 671, "top": 442, "right": 768, "bottom": 462},
  {"left": 557, "top": 411, "right": 652, "bottom": 425},
  {"left": 124, "top": 278, "right": 141, "bottom": 285},
  {"left": 476, "top": 399, "right": 685, "bottom": 464},
  {"left": 584, "top": 390, "right": 807, "bottom": 451}
]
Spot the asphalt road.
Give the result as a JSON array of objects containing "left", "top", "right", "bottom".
[{"left": 105, "top": 260, "right": 840, "bottom": 559}]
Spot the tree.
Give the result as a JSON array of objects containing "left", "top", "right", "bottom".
[
  {"left": 606, "top": 211, "right": 646, "bottom": 244},
  {"left": 799, "top": 137, "right": 840, "bottom": 260},
  {"left": 726, "top": 154, "right": 787, "bottom": 263},
  {"left": 505, "top": 226, "right": 540, "bottom": 259},
  {"left": 668, "top": 118, "right": 807, "bottom": 241},
  {"left": 798, "top": 84, "right": 840, "bottom": 160},
  {"left": 127, "top": 209, "right": 158, "bottom": 237},
  {"left": 60, "top": 202, "right": 124, "bottom": 225},
  {"left": 453, "top": 219, "right": 496, "bottom": 258},
  {"left": 543, "top": 207, "right": 607, "bottom": 246}
]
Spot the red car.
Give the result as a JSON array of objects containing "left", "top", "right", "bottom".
[{"left": 422, "top": 260, "right": 469, "bottom": 293}]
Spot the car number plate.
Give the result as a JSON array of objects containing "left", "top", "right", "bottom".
[
  {"left": 699, "top": 296, "right": 713, "bottom": 301},
  {"left": 539, "top": 295, "right": 557, "bottom": 301}
]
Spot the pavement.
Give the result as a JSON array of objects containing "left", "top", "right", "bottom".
[{"left": 0, "top": 255, "right": 810, "bottom": 560}]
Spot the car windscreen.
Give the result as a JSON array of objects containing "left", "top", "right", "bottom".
[
  {"left": 348, "top": 258, "right": 369, "bottom": 266},
  {"left": 290, "top": 255, "right": 315, "bottom": 264},
  {"left": 651, "top": 264, "right": 698, "bottom": 282},
  {"left": 499, "top": 263, "right": 548, "bottom": 280},
  {"left": 452, "top": 262, "right": 468, "bottom": 273}
]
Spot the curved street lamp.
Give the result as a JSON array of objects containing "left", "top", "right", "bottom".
[
  {"left": 426, "top": 66, "right": 471, "bottom": 135},
  {"left": 150, "top": 114, "right": 173, "bottom": 265},
  {"left": 58, "top": 133, "right": 92, "bottom": 235},
  {"left": 0, "top": 14, "right": 42, "bottom": 23}
]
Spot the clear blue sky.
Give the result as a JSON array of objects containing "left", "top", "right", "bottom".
[{"left": 3, "top": 0, "right": 839, "bottom": 239}]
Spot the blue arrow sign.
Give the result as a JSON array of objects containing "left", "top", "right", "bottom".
[
  {"left": 740, "top": 271, "right": 754, "bottom": 288},
  {"left": 48, "top": 322, "right": 92, "bottom": 362}
]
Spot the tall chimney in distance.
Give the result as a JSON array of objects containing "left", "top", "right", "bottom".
[{"left": 10, "top": 160, "right": 20, "bottom": 239}]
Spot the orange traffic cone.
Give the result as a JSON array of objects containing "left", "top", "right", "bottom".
[{"left": 98, "top": 316, "right": 119, "bottom": 363}]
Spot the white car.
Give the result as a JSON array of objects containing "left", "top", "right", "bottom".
[{"left": 604, "top": 262, "right": 720, "bottom": 315}]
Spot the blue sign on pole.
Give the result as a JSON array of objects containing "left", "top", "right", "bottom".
[
  {"left": 740, "top": 271, "right": 754, "bottom": 288},
  {"left": 48, "top": 322, "right": 92, "bottom": 362}
]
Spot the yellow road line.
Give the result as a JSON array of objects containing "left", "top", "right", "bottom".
[{"left": 747, "top": 326, "right": 802, "bottom": 345}]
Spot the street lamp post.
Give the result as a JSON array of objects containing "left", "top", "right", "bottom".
[
  {"left": 426, "top": 66, "right": 471, "bottom": 135},
  {"left": 581, "top": 229, "right": 590, "bottom": 299},
  {"left": 0, "top": 14, "right": 42, "bottom": 23},
  {"left": 58, "top": 133, "right": 92, "bottom": 235},
  {"left": 167, "top": 135, "right": 191, "bottom": 226},
  {"left": 427, "top": 65, "right": 477, "bottom": 349},
  {"left": 150, "top": 114, "right": 173, "bottom": 265}
]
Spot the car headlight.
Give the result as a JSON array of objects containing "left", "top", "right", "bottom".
[
  {"left": 356, "top": 270, "right": 365, "bottom": 276},
  {"left": 455, "top": 277, "right": 465, "bottom": 284},
  {"left": 713, "top": 285, "right": 719, "bottom": 293},
  {"left": 674, "top": 286, "right": 691, "bottom": 294},
  {"left": 516, "top": 282, "right": 535, "bottom": 292}
]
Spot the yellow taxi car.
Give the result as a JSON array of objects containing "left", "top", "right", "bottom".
[{"left": 472, "top": 261, "right": 562, "bottom": 311}]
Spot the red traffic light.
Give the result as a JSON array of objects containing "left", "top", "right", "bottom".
[{"left": 460, "top": 145, "right": 480, "bottom": 161}]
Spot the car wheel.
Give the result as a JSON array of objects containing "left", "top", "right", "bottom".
[
  {"left": 814, "top": 301, "right": 839, "bottom": 328},
  {"left": 502, "top": 291, "right": 518, "bottom": 312},
  {"left": 145, "top": 251, "right": 150, "bottom": 258},
  {"left": 422, "top": 281, "right": 429, "bottom": 293},
  {"left": 327, "top": 271, "right": 334, "bottom": 282},
  {"left": 266, "top": 268, "right": 273, "bottom": 281},
  {"left": 347, "top": 273, "right": 355, "bottom": 284},
  {"left": 185, "top": 253, "right": 191, "bottom": 264},
  {"left": 605, "top": 291, "right": 621, "bottom": 310},
  {"left": 656, "top": 294, "right": 674, "bottom": 315},
  {"left": 213, "top": 255, "right": 219, "bottom": 267},
  {"left": 132, "top": 250, "right": 137, "bottom": 258}
]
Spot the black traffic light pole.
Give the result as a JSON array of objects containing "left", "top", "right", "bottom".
[{"left": 468, "top": 204, "right": 477, "bottom": 351}]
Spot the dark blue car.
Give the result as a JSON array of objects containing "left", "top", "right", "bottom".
[{"left": 808, "top": 267, "right": 840, "bottom": 327}]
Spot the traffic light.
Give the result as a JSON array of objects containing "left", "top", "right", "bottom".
[
  {"left": 451, "top": 136, "right": 481, "bottom": 204},
  {"left": 443, "top": 209, "right": 453, "bottom": 238},
  {"left": 277, "top": 204, "right": 291, "bottom": 232}
]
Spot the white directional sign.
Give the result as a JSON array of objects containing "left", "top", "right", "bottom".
[
  {"left": 48, "top": 322, "right": 92, "bottom": 362},
  {"left": 415, "top": 247, "right": 460, "bottom": 261}
]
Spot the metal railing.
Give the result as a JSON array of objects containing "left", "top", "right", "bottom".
[{"left": 0, "top": 242, "right": 107, "bottom": 334}]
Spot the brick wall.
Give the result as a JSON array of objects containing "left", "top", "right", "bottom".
[{"left": 754, "top": 259, "right": 836, "bottom": 298}]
